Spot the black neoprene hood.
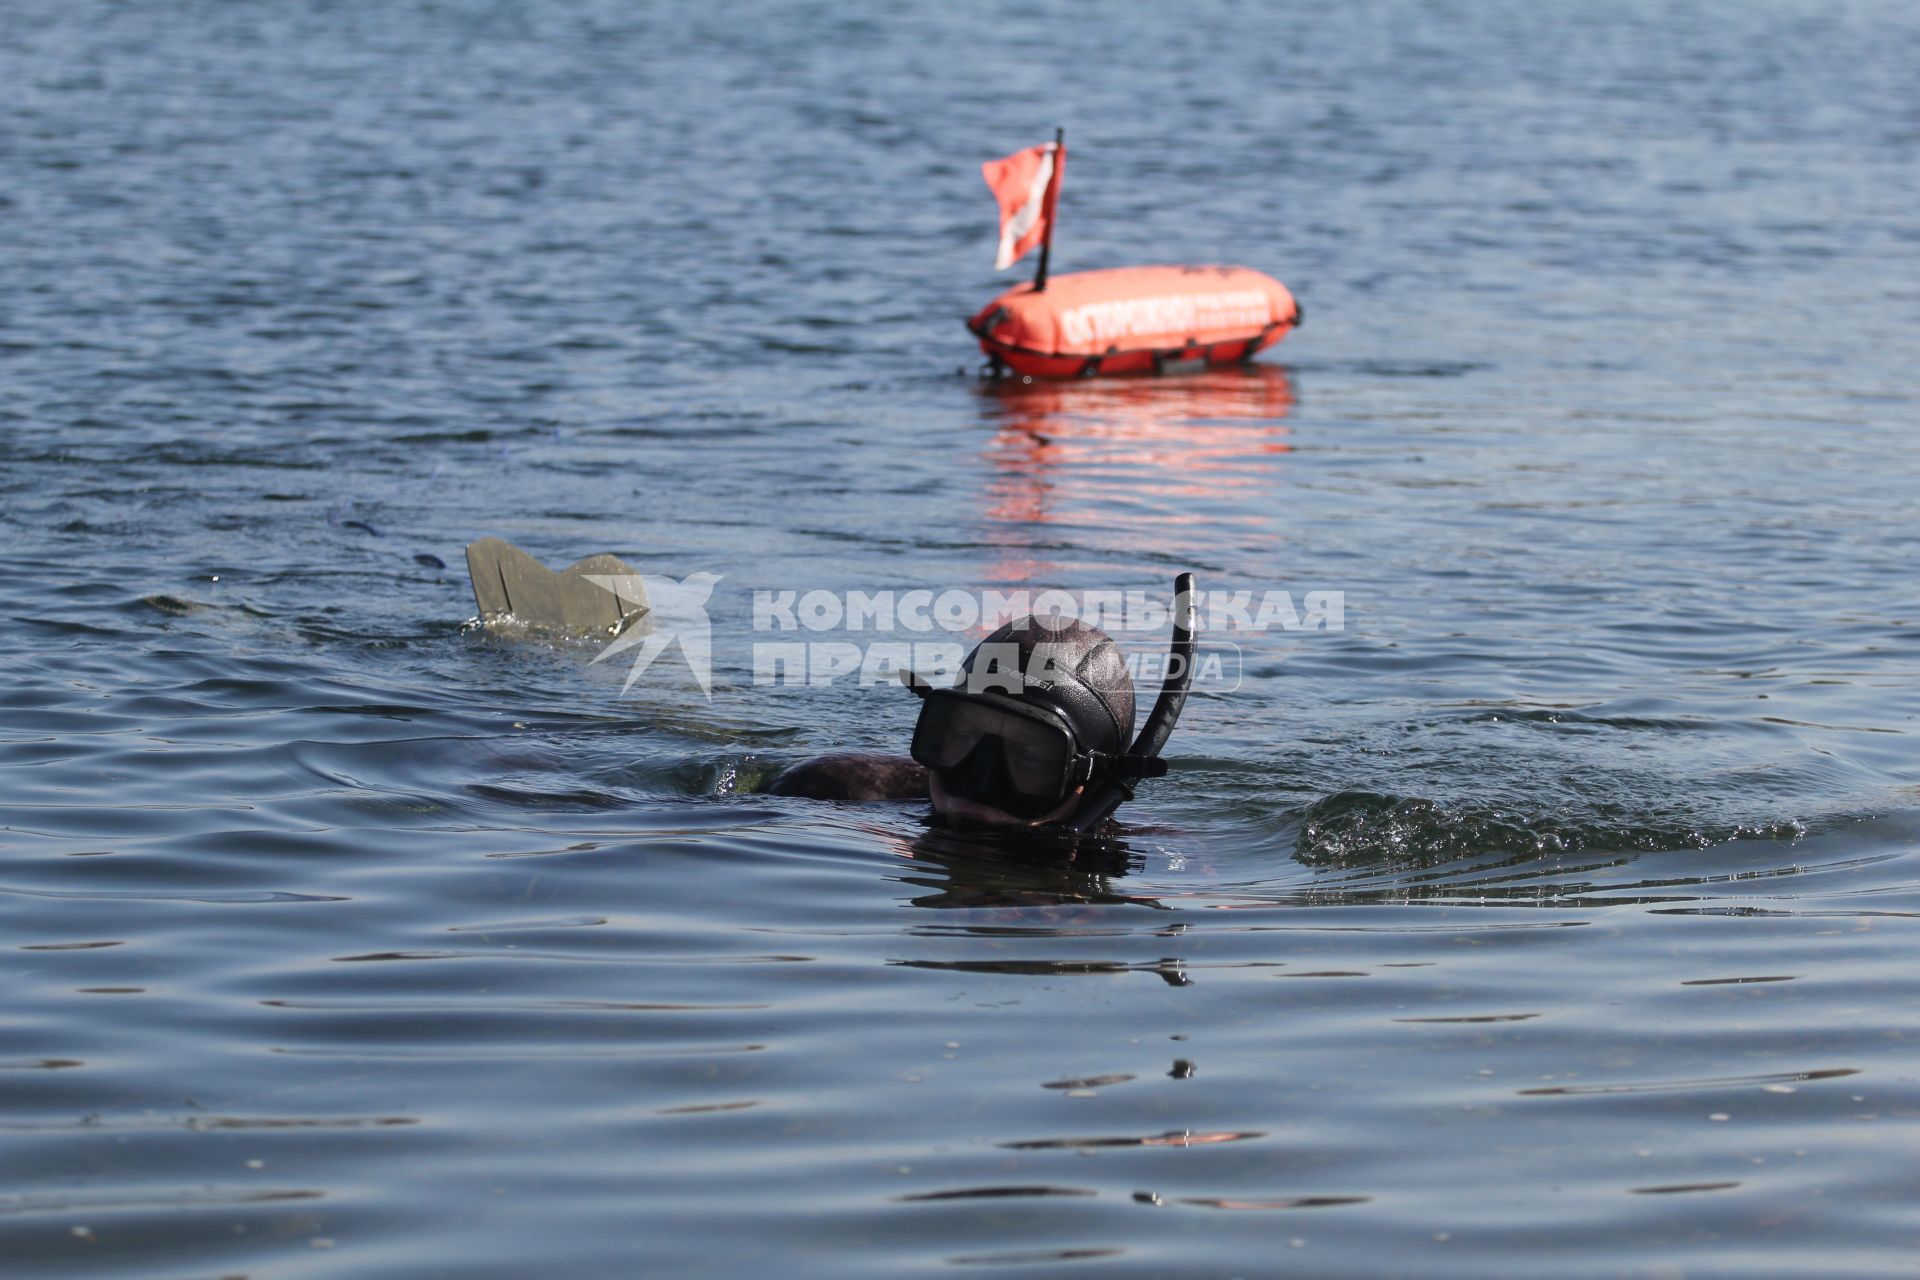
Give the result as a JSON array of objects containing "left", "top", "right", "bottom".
[{"left": 954, "top": 616, "right": 1135, "bottom": 756}]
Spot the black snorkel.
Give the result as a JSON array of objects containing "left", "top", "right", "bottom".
[{"left": 1066, "top": 572, "right": 1197, "bottom": 833}]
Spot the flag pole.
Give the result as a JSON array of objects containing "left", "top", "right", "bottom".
[{"left": 1032, "top": 127, "right": 1064, "bottom": 293}]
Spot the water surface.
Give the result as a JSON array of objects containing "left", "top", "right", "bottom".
[{"left": 4, "top": 1, "right": 1919, "bottom": 1276}]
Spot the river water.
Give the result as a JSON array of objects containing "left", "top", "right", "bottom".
[{"left": 4, "top": 2, "right": 1919, "bottom": 1276}]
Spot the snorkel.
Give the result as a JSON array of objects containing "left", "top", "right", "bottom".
[{"left": 1064, "top": 572, "right": 1197, "bottom": 833}]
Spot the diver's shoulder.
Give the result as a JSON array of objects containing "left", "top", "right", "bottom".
[{"left": 766, "top": 753, "right": 929, "bottom": 803}]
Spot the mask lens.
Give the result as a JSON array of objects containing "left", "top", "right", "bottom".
[
  {"left": 911, "top": 692, "right": 1078, "bottom": 813},
  {"left": 999, "top": 728, "right": 1075, "bottom": 799}
]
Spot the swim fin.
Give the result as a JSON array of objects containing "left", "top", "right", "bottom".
[{"left": 464, "top": 537, "right": 649, "bottom": 634}]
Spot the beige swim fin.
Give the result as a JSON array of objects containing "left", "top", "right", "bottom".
[{"left": 465, "top": 537, "right": 649, "bottom": 634}]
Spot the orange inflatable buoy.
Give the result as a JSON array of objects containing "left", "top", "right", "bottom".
[{"left": 967, "top": 264, "right": 1302, "bottom": 379}]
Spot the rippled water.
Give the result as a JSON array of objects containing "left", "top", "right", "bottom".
[{"left": 5, "top": 1, "right": 1919, "bottom": 1276}]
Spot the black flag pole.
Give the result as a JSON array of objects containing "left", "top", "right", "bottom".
[{"left": 1031, "top": 127, "right": 1064, "bottom": 293}]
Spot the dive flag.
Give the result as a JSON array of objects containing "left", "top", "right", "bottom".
[{"left": 982, "top": 141, "right": 1063, "bottom": 271}]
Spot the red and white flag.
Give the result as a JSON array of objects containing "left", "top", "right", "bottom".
[{"left": 982, "top": 141, "right": 1064, "bottom": 271}]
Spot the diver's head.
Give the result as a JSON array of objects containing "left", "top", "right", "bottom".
[{"left": 908, "top": 616, "right": 1135, "bottom": 828}]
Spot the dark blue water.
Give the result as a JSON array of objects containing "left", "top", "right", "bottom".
[{"left": 5, "top": 2, "right": 1919, "bottom": 1275}]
